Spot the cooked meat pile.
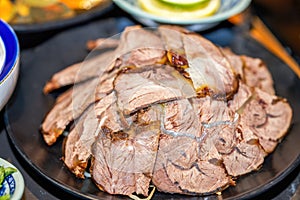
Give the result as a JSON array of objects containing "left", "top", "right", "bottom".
[{"left": 41, "top": 26, "right": 292, "bottom": 197}]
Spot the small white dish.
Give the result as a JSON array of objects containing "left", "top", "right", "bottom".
[
  {"left": 113, "top": 0, "right": 252, "bottom": 31},
  {"left": 0, "top": 20, "right": 20, "bottom": 111},
  {"left": 0, "top": 158, "right": 25, "bottom": 200},
  {"left": 0, "top": 37, "right": 5, "bottom": 75}
]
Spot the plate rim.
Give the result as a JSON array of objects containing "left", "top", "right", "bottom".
[
  {"left": 11, "top": 1, "right": 113, "bottom": 34},
  {"left": 3, "top": 20, "right": 300, "bottom": 199}
]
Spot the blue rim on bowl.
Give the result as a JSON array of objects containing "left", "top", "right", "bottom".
[
  {"left": 0, "top": 20, "right": 20, "bottom": 84},
  {"left": 113, "top": 0, "right": 252, "bottom": 25}
]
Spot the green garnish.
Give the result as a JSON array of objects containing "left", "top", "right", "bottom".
[
  {"left": 0, "top": 194, "right": 10, "bottom": 200},
  {"left": 0, "top": 165, "right": 17, "bottom": 199},
  {"left": 4, "top": 167, "right": 17, "bottom": 178},
  {"left": 0, "top": 166, "right": 4, "bottom": 188},
  {"left": 0, "top": 166, "right": 17, "bottom": 187}
]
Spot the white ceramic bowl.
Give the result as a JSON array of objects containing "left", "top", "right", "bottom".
[
  {"left": 0, "top": 158, "right": 25, "bottom": 200},
  {"left": 113, "top": 0, "right": 252, "bottom": 31},
  {"left": 0, "top": 20, "right": 20, "bottom": 111}
]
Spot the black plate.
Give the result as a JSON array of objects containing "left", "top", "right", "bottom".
[
  {"left": 11, "top": 0, "right": 112, "bottom": 34},
  {"left": 4, "top": 18, "right": 300, "bottom": 200}
]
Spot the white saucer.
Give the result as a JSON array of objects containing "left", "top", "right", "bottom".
[{"left": 0, "top": 158, "right": 25, "bottom": 200}]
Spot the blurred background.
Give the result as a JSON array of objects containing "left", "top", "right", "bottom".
[
  {"left": 0, "top": 0, "right": 299, "bottom": 56},
  {"left": 253, "top": 0, "right": 300, "bottom": 56}
]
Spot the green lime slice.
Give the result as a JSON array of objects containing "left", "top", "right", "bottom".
[
  {"left": 139, "top": 0, "right": 221, "bottom": 20},
  {"left": 160, "top": 0, "right": 208, "bottom": 6}
]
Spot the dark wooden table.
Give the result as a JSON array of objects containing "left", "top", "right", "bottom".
[{"left": 1, "top": 1, "right": 300, "bottom": 199}]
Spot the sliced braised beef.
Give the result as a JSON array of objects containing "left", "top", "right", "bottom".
[
  {"left": 114, "top": 65, "right": 196, "bottom": 115},
  {"left": 92, "top": 130, "right": 158, "bottom": 196},
  {"left": 222, "top": 86, "right": 292, "bottom": 176},
  {"left": 86, "top": 38, "right": 119, "bottom": 51},
  {"left": 221, "top": 48, "right": 244, "bottom": 80},
  {"left": 208, "top": 122, "right": 239, "bottom": 155},
  {"left": 240, "top": 88, "right": 292, "bottom": 153},
  {"left": 223, "top": 141, "right": 266, "bottom": 177},
  {"left": 63, "top": 92, "right": 119, "bottom": 178},
  {"left": 41, "top": 78, "right": 99, "bottom": 145},
  {"left": 157, "top": 26, "right": 191, "bottom": 78},
  {"left": 94, "top": 71, "right": 117, "bottom": 99},
  {"left": 153, "top": 99, "right": 233, "bottom": 194},
  {"left": 44, "top": 26, "right": 164, "bottom": 94},
  {"left": 221, "top": 110, "right": 266, "bottom": 177},
  {"left": 182, "top": 33, "right": 238, "bottom": 99},
  {"left": 122, "top": 48, "right": 166, "bottom": 67},
  {"left": 158, "top": 25, "right": 188, "bottom": 54},
  {"left": 227, "top": 83, "right": 252, "bottom": 112},
  {"left": 42, "top": 88, "right": 73, "bottom": 145},
  {"left": 242, "top": 55, "right": 275, "bottom": 94},
  {"left": 192, "top": 95, "right": 266, "bottom": 178},
  {"left": 153, "top": 155, "right": 232, "bottom": 195},
  {"left": 91, "top": 106, "right": 162, "bottom": 196},
  {"left": 158, "top": 26, "right": 239, "bottom": 99},
  {"left": 114, "top": 26, "right": 163, "bottom": 59},
  {"left": 41, "top": 25, "right": 293, "bottom": 197},
  {"left": 43, "top": 51, "right": 115, "bottom": 94},
  {"left": 163, "top": 99, "right": 201, "bottom": 136},
  {"left": 63, "top": 103, "right": 99, "bottom": 178}
]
